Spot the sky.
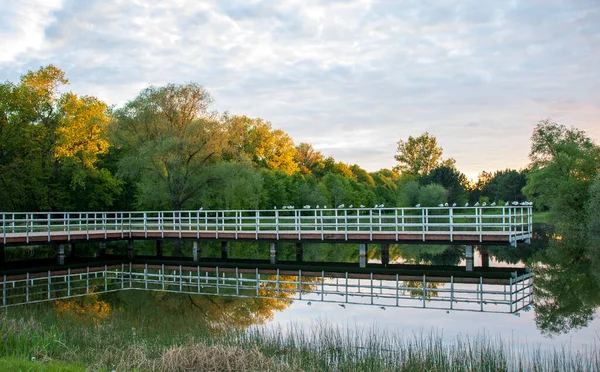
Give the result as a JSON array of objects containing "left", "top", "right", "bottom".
[{"left": 1, "top": 0, "right": 599, "bottom": 180}]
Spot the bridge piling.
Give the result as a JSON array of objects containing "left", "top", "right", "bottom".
[
  {"left": 381, "top": 244, "right": 390, "bottom": 265},
  {"left": 466, "top": 245, "right": 474, "bottom": 272},
  {"left": 296, "top": 242, "right": 303, "bottom": 262},
  {"left": 156, "top": 240, "right": 163, "bottom": 257},
  {"left": 99, "top": 242, "right": 106, "bottom": 258},
  {"left": 359, "top": 244, "right": 367, "bottom": 268},
  {"left": 193, "top": 241, "right": 199, "bottom": 262},
  {"left": 221, "top": 241, "right": 229, "bottom": 260},
  {"left": 270, "top": 243, "right": 278, "bottom": 264},
  {"left": 480, "top": 246, "right": 490, "bottom": 268},
  {"left": 128, "top": 240, "right": 134, "bottom": 261},
  {"left": 57, "top": 244, "right": 65, "bottom": 265}
]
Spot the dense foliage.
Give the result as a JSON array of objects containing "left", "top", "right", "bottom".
[{"left": 1, "top": 66, "right": 599, "bottom": 233}]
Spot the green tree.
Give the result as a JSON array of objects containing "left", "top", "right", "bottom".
[
  {"left": 522, "top": 120, "right": 600, "bottom": 225},
  {"left": 113, "top": 83, "right": 227, "bottom": 211},
  {"left": 420, "top": 166, "right": 468, "bottom": 205},
  {"left": 418, "top": 184, "right": 447, "bottom": 207},
  {"left": 224, "top": 115, "right": 298, "bottom": 174},
  {"left": 0, "top": 65, "right": 118, "bottom": 211},
  {"left": 585, "top": 174, "right": 600, "bottom": 232},
  {"left": 294, "top": 142, "right": 324, "bottom": 175},
  {"left": 394, "top": 132, "right": 454, "bottom": 175}
]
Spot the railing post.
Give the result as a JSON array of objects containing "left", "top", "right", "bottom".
[
  {"left": 275, "top": 210, "right": 279, "bottom": 240},
  {"left": 449, "top": 208, "right": 453, "bottom": 242},
  {"left": 344, "top": 209, "right": 348, "bottom": 241},
  {"left": 144, "top": 212, "right": 148, "bottom": 238},
  {"left": 2, "top": 213, "right": 5, "bottom": 245},
  {"left": 394, "top": 209, "right": 398, "bottom": 240},
  {"left": 255, "top": 211, "right": 259, "bottom": 240},
  {"left": 421, "top": 208, "right": 425, "bottom": 242}
]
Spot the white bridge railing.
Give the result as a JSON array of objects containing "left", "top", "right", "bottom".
[{"left": 1, "top": 206, "right": 532, "bottom": 244}]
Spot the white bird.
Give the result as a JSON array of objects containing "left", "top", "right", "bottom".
[
  {"left": 491, "top": 202, "right": 496, "bottom": 206},
  {"left": 274, "top": 206, "right": 277, "bottom": 209},
  {"left": 438, "top": 204, "right": 444, "bottom": 207},
  {"left": 198, "top": 207, "right": 203, "bottom": 211},
  {"left": 316, "top": 205, "right": 320, "bottom": 209},
  {"left": 504, "top": 202, "right": 509, "bottom": 206},
  {"left": 444, "top": 203, "right": 449, "bottom": 207},
  {"left": 464, "top": 203, "right": 469, "bottom": 207},
  {"left": 324, "top": 205, "right": 327, "bottom": 209},
  {"left": 381, "top": 203, "right": 385, "bottom": 208},
  {"left": 349, "top": 204, "right": 353, "bottom": 208},
  {"left": 360, "top": 204, "right": 365, "bottom": 208},
  {"left": 282, "top": 206, "right": 287, "bottom": 209},
  {"left": 482, "top": 202, "right": 487, "bottom": 207},
  {"left": 474, "top": 202, "right": 480, "bottom": 207},
  {"left": 512, "top": 201, "right": 519, "bottom": 206},
  {"left": 452, "top": 203, "right": 457, "bottom": 207},
  {"left": 415, "top": 204, "right": 421, "bottom": 208},
  {"left": 338, "top": 204, "right": 344, "bottom": 209}
]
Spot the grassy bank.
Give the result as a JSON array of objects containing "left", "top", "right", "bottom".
[{"left": 1, "top": 301, "right": 598, "bottom": 372}]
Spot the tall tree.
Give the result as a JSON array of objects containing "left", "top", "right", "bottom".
[
  {"left": 114, "top": 83, "right": 227, "bottom": 211},
  {"left": 0, "top": 65, "right": 118, "bottom": 211},
  {"left": 224, "top": 115, "right": 298, "bottom": 174},
  {"left": 523, "top": 119, "right": 600, "bottom": 224},
  {"left": 420, "top": 165, "right": 468, "bottom": 204},
  {"left": 394, "top": 132, "right": 454, "bottom": 175}
]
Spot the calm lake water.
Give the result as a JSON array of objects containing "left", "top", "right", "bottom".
[{"left": 3, "top": 224, "right": 599, "bottom": 352}]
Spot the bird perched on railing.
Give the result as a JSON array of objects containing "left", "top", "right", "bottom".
[
  {"left": 337, "top": 204, "right": 345, "bottom": 209},
  {"left": 415, "top": 204, "right": 421, "bottom": 208},
  {"left": 360, "top": 204, "right": 365, "bottom": 208},
  {"left": 464, "top": 203, "right": 469, "bottom": 207},
  {"left": 474, "top": 202, "right": 480, "bottom": 207},
  {"left": 504, "top": 202, "right": 509, "bottom": 206},
  {"left": 444, "top": 203, "right": 448, "bottom": 207},
  {"left": 438, "top": 204, "right": 444, "bottom": 207},
  {"left": 511, "top": 201, "right": 519, "bottom": 206},
  {"left": 303, "top": 205, "right": 311, "bottom": 209},
  {"left": 452, "top": 203, "right": 457, "bottom": 207},
  {"left": 491, "top": 202, "right": 496, "bottom": 206},
  {"left": 482, "top": 202, "right": 487, "bottom": 206}
]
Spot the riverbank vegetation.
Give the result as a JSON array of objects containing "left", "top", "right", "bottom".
[{"left": 1, "top": 304, "right": 598, "bottom": 372}]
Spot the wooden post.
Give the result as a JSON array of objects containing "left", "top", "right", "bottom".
[
  {"left": 465, "top": 245, "right": 473, "bottom": 272},
  {"left": 57, "top": 244, "right": 65, "bottom": 265},
  {"left": 156, "top": 240, "right": 163, "bottom": 257},
  {"left": 381, "top": 243, "right": 389, "bottom": 265},
  {"left": 359, "top": 243, "right": 367, "bottom": 268},
  {"left": 296, "top": 242, "right": 303, "bottom": 262},
  {"left": 270, "top": 242, "right": 278, "bottom": 264},
  {"left": 193, "top": 241, "right": 199, "bottom": 262},
  {"left": 221, "top": 241, "right": 229, "bottom": 260}
]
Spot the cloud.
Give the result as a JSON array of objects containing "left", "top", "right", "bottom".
[{"left": 1, "top": 0, "right": 599, "bottom": 176}]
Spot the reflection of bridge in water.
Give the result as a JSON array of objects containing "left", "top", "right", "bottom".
[{"left": 1, "top": 260, "right": 533, "bottom": 314}]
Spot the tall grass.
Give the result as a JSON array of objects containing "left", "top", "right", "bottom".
[{"left": 1, "top": 305, "right": 598, "bottom": 371}]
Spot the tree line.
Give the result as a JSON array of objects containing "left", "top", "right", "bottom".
[{"left": 1, "top": 66, "right": 599, "bottom": 230}]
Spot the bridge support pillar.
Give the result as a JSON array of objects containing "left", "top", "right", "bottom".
[
  {"left": 128, "top": 240, "right": 134, "bottom": 261},
  {"left": 479, "top": 246, "right": 489, "bottom": 268},
  {"left": 193, "top": 241, "right": 199, "bottom": 262},
  {"left": 57, "top": 244, "right": 65, "bottom": 265},
  {"left": 99, "top": 242, "right": 106, "bottom": 258},
  {"left": 381, "top": 244, "right": 389, "bottom": 265},
  {"left": 156, "top": 240, "right": 163, "bottom": 257},
  {"left": 221, "top": 241, "right": 229, "bottom": 260},
  {"left": 359, "top": 244, "right": 367, "bottom": 268},
  {"left": 296, "top": 243, "right": 303, "bottom": 262},
  {"left": 270, "top": 243, "right": 278, "bottom": 264},
  {"left": 465, "top": 245, "right": 474, "bottom": 272}
]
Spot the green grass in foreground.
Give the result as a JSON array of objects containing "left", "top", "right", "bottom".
[
  {"left": 0, "top": 357, "right": 84, "bottom": 372},
  {"left": 1, "top": 300, "right": 599, "bottom": 371}
]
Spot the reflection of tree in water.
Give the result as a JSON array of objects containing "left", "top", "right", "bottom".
[
  {"left": 51, "top": 275, "right": 317, "bottom": 332},
  {"left": 487, "top": 223, "right": 551, "bottom": 265},
  {"left": 391, "top": 245, "right": 464, "bottom": 266},
  {"left": 532, "top": 230, "right": 600, "bottom": 337},
  {"left": 405, "top": 281, "right": 442, "bottom": 300}
]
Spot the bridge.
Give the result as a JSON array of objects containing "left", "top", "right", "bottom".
[{"left": 1, "top": 205, "right": 532, "bottom": 246}]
